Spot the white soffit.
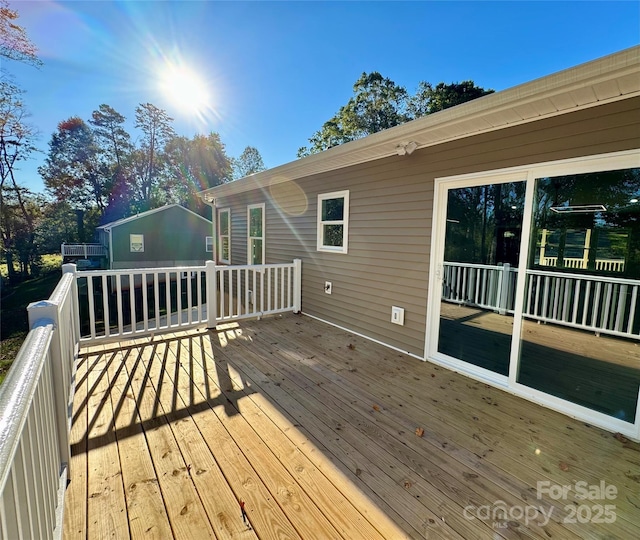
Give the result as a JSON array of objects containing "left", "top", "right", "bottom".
[{"left": 201, "top": 46, "right": 640, "bottom": 201}]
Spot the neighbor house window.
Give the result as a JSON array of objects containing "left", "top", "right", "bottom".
[
  {"left": 247, "top": 203, "right": 265, "bottom": 264},
  {"left": 205, "top": 236, "right": 213, "bottom": 252},
  {"left": 217, "top": 208, "right": 230, "bottom": 263},
  {"left": 130, "top": 234, "right": 144, "bottom": 252},
  {"left": 317, "top": 190, "right": 349, "bottom": 253}
]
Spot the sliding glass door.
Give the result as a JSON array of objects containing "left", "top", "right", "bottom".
[
  {"left": 517, "top": 168, "right": 640, "bottom": 422},
  {"left": 434, "top": 179, "right": 526, "bottom": 378},
  {"left": 428, "top": 153, "right": 640, "bottom": 437}
]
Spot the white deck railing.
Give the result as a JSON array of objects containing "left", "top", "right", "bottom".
[
  {"left": 524, "top": 269, "right": 639, "bottom": 339},
  {"left": 442, "top": 261, "right": 640, "bottom": 340},
  {"left": 76, "top": 260, "right": 302, "bottom": 344},
  {"left": 540, "top": 256, "right": 625, "bottom": 272},
  {"left": 0, "top": 265, "right": 80, "bottom": 540},
  {"left": 442, "top": 262, "right": 517, "bottom": 315},
  {"left": 61, "top": 243, "right": 107, "bottom": 258}
]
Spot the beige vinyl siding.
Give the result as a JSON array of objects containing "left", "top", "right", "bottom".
[{"left": 215, "top": 98, "right": 640, "bottom": 356}]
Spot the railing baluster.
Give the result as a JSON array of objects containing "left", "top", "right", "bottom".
[
  {"left": 592, "top": 281, "right": 602, "bottom": 329},
  {"left": 187, "top": 271, "right": 193, "bottom": 325},
  {"left": 116, "top": 275, "right": 124, "bottom": 335},
  {"left": 87, "top": 276, "right": 96, "bottom": 340},
  {"left": 165, "top": 271, "right": 172, "bottom": 329},
  {"left": 25, "top": 415, "right": 44, "bottom": 540},
  {"left": 142, "top": 273, "right": 149, "bottom": 332},
  {"left": 154, "top": 272, "right": 160, "bottom": 331},
  {"left": 626, "top": 285, "right": 638, "bottom": 335},
  {"left": 267, "top": 267, "right": 272, "bottom": 312},
  {"left": 129, "top": 273, "right": 136, "bottom": 334},
  {"left": 197, "top": 270, "right": 203, "bottom": 323},
  {"left": 219, "top": 268, "right": 226, "bottom": 320},
  {"left": 252, "top": 269, "right": 257, "bottom": 316},
  {"left": 281, "top": 266, "right": 285, "bottom": 310},
  {"left": 260, "top": 268, "right": 265, "bottom": 315},
  {"left": 236, "top": 268, "right": 242, "bottom": 316},
  {"left": 571, "top": 279, "right": 581, "bottom": 324},
  {"left": 102, "top": 275, "right": 110, "bottom": 338},
  {"left": 615, "top": 284, "right": 626, "bottom": 332}
]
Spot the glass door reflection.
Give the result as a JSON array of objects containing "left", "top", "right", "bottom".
[
  {"left": 518, "top": 168, "right": 640, "bottom": 422},
  {"left": 437, "top": 181, "right": 526, "bottom": 376}
]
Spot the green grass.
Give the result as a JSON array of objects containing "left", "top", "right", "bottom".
[{"left": 0, "top": 255, "right": 63, "bottom": 385}]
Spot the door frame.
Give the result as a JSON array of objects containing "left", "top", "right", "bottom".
[{"left": 425, "top": 149, "right": 640, "bottom": 440}]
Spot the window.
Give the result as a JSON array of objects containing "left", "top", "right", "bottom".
[
  {"left": 247, "top": 203, "right": 265, "bottom": 264},
  {"left": 317, "top": 190, "right": 349, "bottom": 253},
  {"left": 217, "top": 208, "right": 230, "bottom": 263},
  {"left": 130, "top": 234, "right": 144, "bottom": 252},
  {"left": 205, "top": 236, "right": 213, "bottom": 252}
]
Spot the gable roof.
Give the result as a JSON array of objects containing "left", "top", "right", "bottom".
[
  {"left": 97, "top": 204, "right": 212, "bottom": 231},
  {"left": 200, "top": 45, "right": 640, "bottom": 201}
]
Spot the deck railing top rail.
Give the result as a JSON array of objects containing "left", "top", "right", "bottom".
[{"left": 0, "top": 264, "right": 80, "bottom": 540}]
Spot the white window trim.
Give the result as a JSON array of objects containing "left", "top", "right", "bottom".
[
  {"left": 217, "top": 208, "right": 230, "bottom": 264},
  {"left": 247, "top": 203, "right": 265, "bottom": 265},
  {"left": 129, "top": 234, "right": 144, "bottom": 253},
  {"left": 317, "top": 190, "right": 350, "bottom": 253},
  {"left": 205, "top": 236, "right": 213, "bottom": 252}
]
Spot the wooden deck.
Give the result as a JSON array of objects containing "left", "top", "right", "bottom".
[{"left": 63, "top": 313, "right": 640, "bottom": 539}]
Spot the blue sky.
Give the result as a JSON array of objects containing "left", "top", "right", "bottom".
[{"left": 7, "top": 1, "right": 640, "bottom": 193}]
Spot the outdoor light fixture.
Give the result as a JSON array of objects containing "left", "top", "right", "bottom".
[
  {"left": 396, "top": 140, "right": 418, "bottom": 156},
  {"left": 549, "top": 204, "right": 607, "bottom": 214}
]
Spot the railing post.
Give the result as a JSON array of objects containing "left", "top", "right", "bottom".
[
  {"left": 293, "top": 259, "right": 302, "bottom": 313},
  {"left": 206, "top": 260, "right": 217, "bottom": 328},
  {"left": 27, "top": 301, "right": 72, "bottom": 478},
  {"left": 62, "top": 264, "right": 80, "bottom": 348}
]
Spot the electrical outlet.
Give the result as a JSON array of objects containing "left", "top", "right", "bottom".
[
  {"left": 391, "top": 306, "right": 405, "bottom": 325},
  {"left": 325, "top": 281, "right": 332, "bottom": 294}
]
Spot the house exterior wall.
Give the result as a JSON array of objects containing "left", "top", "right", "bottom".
[
  {"left": 215, "top": 97, "right": 640, "bottom": 356},
  {"left": 110, "top": 206, "right": 213, "bottom": 269}
]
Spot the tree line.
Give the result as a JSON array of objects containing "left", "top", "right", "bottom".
[
  {"left": 37, "top": 103, "right": 266, "bottom": 239},
  {"left": 298, "top": 72, "right": 493, "bottom": 156}
]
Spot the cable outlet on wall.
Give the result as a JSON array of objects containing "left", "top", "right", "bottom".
[{"left": 324, "top": 281, "right": 332, "bottom": 294}]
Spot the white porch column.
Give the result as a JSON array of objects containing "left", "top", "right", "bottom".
[{"left": 293, "top": 259, "right": 302, "bottom": 313}]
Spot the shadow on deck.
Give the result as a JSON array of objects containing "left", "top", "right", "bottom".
[{"left": 64, "top": 313, "right": 640, "bottom": 540}]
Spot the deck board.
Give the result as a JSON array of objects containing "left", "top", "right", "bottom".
[{"left": 64, "top": 314, "right": 640, "bottom": 539}]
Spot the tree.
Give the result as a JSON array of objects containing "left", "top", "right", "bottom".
[
  {"left": 298, "top": 73, "right": 493, "bottom": 157},
  {"left": 408, "top": 81, "right": 494, "bottom": 117},
  {"left": 164, "top": 132, "right": 233, "bottom": 213},
  {"left": 132, "top": 103, "right": 175, "bottom": 209},
  {"left": 1, "top": 1, "right": 41, "bottom": 279},
  {"left": 233, "top": 146, "right": 266, "bottom": 179},
  {"left": 0, "top": 0, "right": 41, "bottom": 67},
  {"left": 89, "top": 104, "right": 132, "bottom": 169},
  {"left": 298, "top": 72, "right": 409, "bottom": 157},
  {"left": 35, "top": 200, "right": 79, "bottom": 253},
  {"left": 89, "top": 104, "right": 134, "bottom": 222},
  {"left": 39, "top": 116, "right": 106, "bottom": 239},
  {"left": 1, "top": 185, "right": 42, "bottom": 277}
]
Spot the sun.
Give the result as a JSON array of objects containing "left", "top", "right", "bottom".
[{"left": 159, "top": 63, "right": 210, "bottom": 116}]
